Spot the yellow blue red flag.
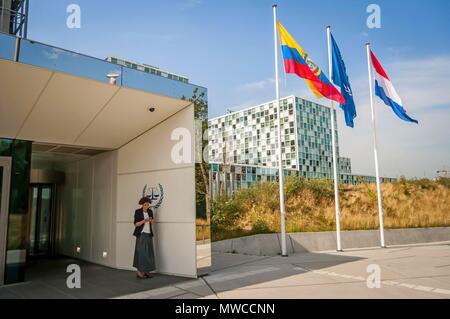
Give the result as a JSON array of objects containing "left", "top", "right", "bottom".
[{"left": 277, "top": 22, "right": 345, "bottom": 105}]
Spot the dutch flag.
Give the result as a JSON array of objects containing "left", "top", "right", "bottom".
[{"left": 370, "top": 50, "right": 418, "bottom": 124}]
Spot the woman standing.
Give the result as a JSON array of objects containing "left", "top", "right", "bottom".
[{"left": 133, "top": 197, "right": 156, "bottom": 279}]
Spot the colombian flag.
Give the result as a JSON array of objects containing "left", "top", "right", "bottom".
[{"left": 278, "top": 22, "right": 346, "bottom": 105}]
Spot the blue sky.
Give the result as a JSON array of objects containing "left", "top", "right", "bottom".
[{"left": 27, "top": 0, "right": 450, "bottom": 178}]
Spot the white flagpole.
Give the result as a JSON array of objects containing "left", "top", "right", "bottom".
[
  {"left": 272, "top": 4, "right": 288, "bottom": 257},
  {"left": 366, "top": 43, "right": 386, "bottom": 248},
  {"left": 326, "top": 26, "right": 343, "bottom": 252}
]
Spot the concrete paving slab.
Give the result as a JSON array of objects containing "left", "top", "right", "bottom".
[
  {"left": 133, "top": 286, "right": 186, "bottom": 299},
  {"left": 0, "top": 257, "right": 190, "bottom": 299},
  {"left": 114, "top": 242, "right": 450, "bottom": 299},
  {"left": 211, "top": 252, "right": 270, "bottom": 272},
  {"left": 174, "top": 279, "right": 216, "bottom": 297},
  {"left": 215, "top": 280, "right": 443, "bottom": 299},
  {"left": 170, "top": 292, "right": 204, "bottom": 299}
]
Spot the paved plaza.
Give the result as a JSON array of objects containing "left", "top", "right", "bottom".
[{"left": 117, "top": 242, "right": 450, "bottom": 299}]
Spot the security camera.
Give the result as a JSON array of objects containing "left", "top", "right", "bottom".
[
  {"left": 149, "top": 107, "right": 156, "bottom": 112},
  {"left": 106, "top": 72, "right": 120, "bottom": 85}
]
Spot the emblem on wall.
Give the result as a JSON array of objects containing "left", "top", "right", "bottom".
[{"left": 142, "top": 184, "right": 164, "bottom": 209}]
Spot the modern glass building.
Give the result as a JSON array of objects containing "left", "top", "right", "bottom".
[
  {"left": 0, "top": 28, "right": 211, "bottom": 286},
  {"left": 208, "top": 96, "right": 395, "bottom": 196}
]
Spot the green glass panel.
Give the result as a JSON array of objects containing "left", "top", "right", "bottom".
[
  {"left": 10, "top": 140, "right": 32, "bottom": 215},
  {"left": 5, "top": 139, "right": 32, "bottom": 284},
  {"left": 0, "top": 167, "right": 3, "bottom": 211},
  {"left": 28, "top": 187, "right": 38, "bottom": 255},
  {"left": 38, "top": 187, "right": 51, "bottom": 253},
  {"left": 0, "top": 139, "right": 12, "bottom": 156}
]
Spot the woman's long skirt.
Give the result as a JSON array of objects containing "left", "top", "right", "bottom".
[{"left": 133, "top": 233, "right": 156, "bottom": 272}]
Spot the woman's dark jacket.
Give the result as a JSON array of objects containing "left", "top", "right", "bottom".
[{"left": 133, "top": 208, "right": 154, "bottom": 237}]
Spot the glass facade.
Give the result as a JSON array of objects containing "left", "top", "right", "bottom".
[
  {"left": 0, "top": 31, "right": 206, "bottom": 101},
  {"left": 210, "top": 163, "right": 296, "bottom": 194},
  {"left": 0, "top": 138, "right": 32, "bottom": 284},
  {"left": 208, "top": 96, "right": 351, "bottom": 175},
  {"left": 209, "top": 97, "right": 298, "bottom": 169},
  {"left": 295, "top": 97, "right": 347, "bottom": 179}
]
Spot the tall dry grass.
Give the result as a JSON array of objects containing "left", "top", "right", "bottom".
[{"left": 211, "top": 176, "right": 450, "bottom": 241}]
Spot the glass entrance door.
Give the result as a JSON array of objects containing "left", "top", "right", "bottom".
[
  {"left": 28, "top": 185, "right": 53, "bottom": 256},
  {"left": 0, "top": 157, "right": 12, "bottom": 286}
]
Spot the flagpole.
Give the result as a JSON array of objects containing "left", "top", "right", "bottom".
[
  {"left": 326, "top": 26, "right": 343, "bottom": 252},
  {"left": 366, "top": 43, "right": 386, "bottom": 248},
  {"left": 272, "top": 4, "right": 288, "bottom": 257}
]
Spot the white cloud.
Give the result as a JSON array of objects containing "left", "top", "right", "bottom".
[
  {"left": 389, "top": 55, "right": 450, "bottom": 111},
  {"left": 42, "top": 48, "right": 65, "bottom": 60},
  {"left": 338, "top": 55, "right": 450, "bottom": 179},
  {"left": 178, "top": 0, "right": 204, "bottom": 11},
  {"left": 238, "top": 78, "right": 276, "bottom": 91}
]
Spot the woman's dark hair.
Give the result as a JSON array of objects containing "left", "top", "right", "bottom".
[{"left": 139, "top": 197, "right": 152, "bottom": 205}]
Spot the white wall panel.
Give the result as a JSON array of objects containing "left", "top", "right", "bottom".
[
  {"left": 153, "top": 222, "right": 197, "bottom": 277},
  {"left": 116, "top": 167, "right": 195, "bottom": 223},
  {"left": 115, "top": 222, "right": 196, "bottom": 278},
  {"left": 115, "top": 222, "right": 136, "bottom": 270},
  {"left": 74, "top": 159, "right": 93, "bottom": 261},
  {"left": 118, "top": 105, "right": 194, "bottom": 174},
  {"left": 58, "top": 162, "right": 78, "bottom": 257},
  {"left": 91, "top": 152, "right": 116, "bottom": 265},
  {"left": 58, "top": 152, "right": 117, "bottom": 267}
]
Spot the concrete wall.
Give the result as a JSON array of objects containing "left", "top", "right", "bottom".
[
  {"left": 115, "top": 105, "right": 197, "bottom": 277},
  {"left": 212, "top": 227, "right": 450, "bottom": 256}
]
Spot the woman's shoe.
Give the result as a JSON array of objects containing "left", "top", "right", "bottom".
[
  {"left": 144, "top": 273, "right": 153, "bottom": 278},
  {"left": 136, "top": 273, "right": 147, "bottom": 279}
]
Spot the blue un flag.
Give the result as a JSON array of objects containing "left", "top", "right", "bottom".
[{"left": 331, "top": 33, "right": 357, "bottom": 128}]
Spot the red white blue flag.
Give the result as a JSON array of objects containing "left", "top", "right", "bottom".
[{"left": 370, "top": 50, "right": 418, "bottom": 124}]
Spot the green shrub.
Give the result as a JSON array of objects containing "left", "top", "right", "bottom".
[
  {"left": 398, "top": 176, "right": 412, "bottom": 195},
  {"left": 306, "top": 178, "right": 334, "bottom": 200},
  {"left": 284, "top": 175, "right": 306, "bottom": 198},
  {"left": 251, "top": 219, "right": 271, "bottom": 233},
  {"left": 437, "top": 177, "right": 450, "bottom": 189},
  {"left": 409, "top": 178, "right": 436, "bottom": 190},
  {"left": 211, "top": 195, "right": 241, "bottom": 230},
  {"left": 360, "top": 178, "right": 377, "bottom": 205},
  {"left": 236, "top": 181, "right": 279, "bottom": 213}
]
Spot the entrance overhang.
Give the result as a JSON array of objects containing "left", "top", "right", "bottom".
[
  {"left": 0, "top": 59, "right": 192, "bottom": 149},
  {"left": 0, "top": 32, "right": 211, "bottom": 283}
]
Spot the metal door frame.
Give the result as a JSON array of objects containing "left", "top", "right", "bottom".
[
  {"left": 0, "top": 156, "right": 12, "bottom": 286},
  {"left": 28, "top": 184, "right": 53, "bottom": 257}
]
